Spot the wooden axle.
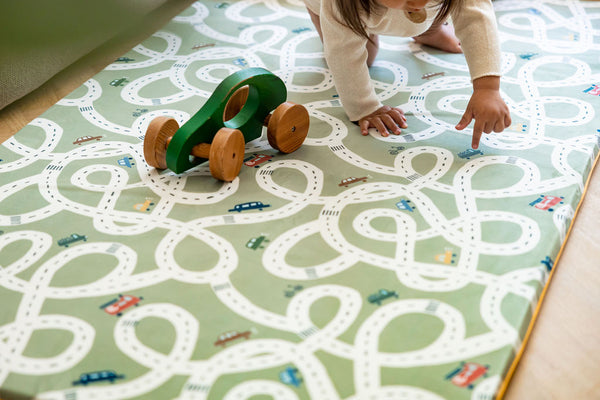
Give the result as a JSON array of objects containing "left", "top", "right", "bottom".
[{"left": 189, "top": 141, "right": 210, "bottom": 159}]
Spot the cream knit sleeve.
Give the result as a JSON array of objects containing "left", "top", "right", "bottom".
[
  {"left": 318, "top": 1, "right": 383, "bottom": 122},
  {"left": 451, "top": 0, "right": 502, "bottom": 81}
]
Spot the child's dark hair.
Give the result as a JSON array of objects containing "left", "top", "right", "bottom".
[{"left": 334, "top": 0, "right": 462, "bottom": 41}]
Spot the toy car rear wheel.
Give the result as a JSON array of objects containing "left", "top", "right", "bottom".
[
  {"left": 209, "top": 128, "right": 245, "bottom": 181},
  {"left": 144, "top": 117, "right": 179, "bottom": 169},
  {"left": 267, "top": 102, "right": 309, "bottom": 153}
]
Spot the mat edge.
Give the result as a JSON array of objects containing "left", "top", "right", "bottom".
[{"left": 496, "top": 150, "right": 600, "bottom": 399}]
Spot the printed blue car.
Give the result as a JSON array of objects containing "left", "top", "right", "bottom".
[
  {"left": 279, "top": 367, "right": 302, "bottom": 387},
  {"left": 117, "top": 157, "right": 135, "bottom": 168},
  {"left": 395, "top": 199, "right": 415, "bottom": 212},
  {"left": 458, "top": 149, "right": 484, "bottom": 159}
]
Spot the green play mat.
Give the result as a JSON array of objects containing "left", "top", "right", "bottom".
[{"left": 1, "top": 1, "right": 599, "bottom": 399}]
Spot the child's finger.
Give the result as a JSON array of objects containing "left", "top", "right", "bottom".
[
  {"left": 494, "top": 119, "right": 505, "bottom": 133},
  {"left": 455, "top": 111, "right": 473, "bottom": 130},
  {"left": 381, "top": 114, "right": 401, "bottom": 135},
  {"left": 373, "top": 119, "right": 389, "bottom": 137},
  {"left": 471, "top": 122, "right": 484, "bottom": 149},
  {"left": 392, "top": 106, "right": 406, "bottom": 117},
  {"left": 389, "top": 109, "right": 408, "bottom": 128},
  {"left": 359, "top": 120, "right": 370, "bottom": 136},
  {"left": 482, "top": 121, "right": 493, "bottom": 134}
]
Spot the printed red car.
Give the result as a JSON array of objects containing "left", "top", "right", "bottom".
[
  {"left": 214, "top": 330, "right": 252, "bottom": 347},
  {"left": 73, "top": 135, "right": 102, "bottom": 145},
  {"left": 102, "top": 294, "right": 143, "bottom": 317},
  {"left": 445, "top": 362, "right": 489, "bottom": 389},
  {"left": 244, "top": 154, "right": 273, "bottom": 167},
  {"left": 529, "top": 195, "right": 564, "bottom": 212},
  {"left": 338, "top": 176, "right": 368, "bottom": 187}
]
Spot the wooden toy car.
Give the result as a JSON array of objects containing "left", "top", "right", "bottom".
[{"left": 143, "top": 68, "right": 309, "bottom": 181}]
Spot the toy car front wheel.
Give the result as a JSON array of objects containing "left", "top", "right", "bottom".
[
  {"left": 209, "top": 128, "right": 245, "bottom": 181},
  {"left": 267, "top": 102, "right": 309, "bottom": 154}
]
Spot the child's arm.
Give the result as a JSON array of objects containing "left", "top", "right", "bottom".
[
  {"left": 455, "top": 76, "right": 511, "bottom": 149},
  {"left": 450, "top": 0, "right": 510, "bottom": 148},
  {"left": 316, "top": 2, "right": 390, "bottom": 132}
]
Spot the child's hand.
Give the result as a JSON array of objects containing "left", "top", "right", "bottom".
[
  {"left": 358, "top": 105, "right": 408, "bottom": 137},
  {"left": 455, "top": 76, "right": 511, "bottom": 149}
]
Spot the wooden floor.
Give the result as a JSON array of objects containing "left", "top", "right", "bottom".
[
  {"left": 1, "top": 1, "right": 599, "bottom": 398},
  {"left": 503, "top": 160, "right": 600, "bottom": 400}
]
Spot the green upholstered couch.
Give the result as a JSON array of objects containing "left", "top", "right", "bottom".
[{"left": 0, "top": 0, "right": 171, "bottom": 110}]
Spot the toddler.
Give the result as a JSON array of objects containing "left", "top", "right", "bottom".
[{"left": 303, "top": 0, "right": 511, "bottom": 149}]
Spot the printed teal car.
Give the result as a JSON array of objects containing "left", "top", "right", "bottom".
[
  {"left": 368, "top": 289, "right": 399, "bottom": 305},
  {"left": 58, "top": 234, "right": 87, "bottom": 247},
  {"left": 228, "top": 201, "right": 271, "bottom": 212},
  {"left": 72, "top": 370, "right": 124, "bottom": 385},
  {"left": 246, "top": 235, "right": 269, "bottom": 250}
]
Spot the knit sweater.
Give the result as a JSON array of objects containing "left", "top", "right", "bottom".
[{"left": 303, "top": 0, "right": 502, "bottom": 121}]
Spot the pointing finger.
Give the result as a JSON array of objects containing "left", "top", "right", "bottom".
[{"left": 471, "top": 122, "right": 483, "bottom": 149}]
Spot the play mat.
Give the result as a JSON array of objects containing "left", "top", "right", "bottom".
[{"left": 1, "top": 0, "right": 599, "bottom": 399}]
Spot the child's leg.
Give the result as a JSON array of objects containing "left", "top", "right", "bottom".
[
  {"left": 306, "top": 8, "right": 379, "bottom": 67},
  {"left": 413, "top": 20, "right": 462, "bottom": 53}
]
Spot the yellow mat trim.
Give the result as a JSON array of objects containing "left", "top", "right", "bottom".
[{"left": 496, "top": 150, "right": 600, "bottom": 399}]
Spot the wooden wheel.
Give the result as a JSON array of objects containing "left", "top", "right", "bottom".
[
  {"left": 209, "top": 128, "right": 245, "bottom": 181},
  {"left": 223, "top": 85, "right": 250, "bottom": 122},
  {"left": 144, "top": 117, "right": 179, "bottom": 169},
  {"left": 266, "top": 102, "right": 309, "bottom": 153}
]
